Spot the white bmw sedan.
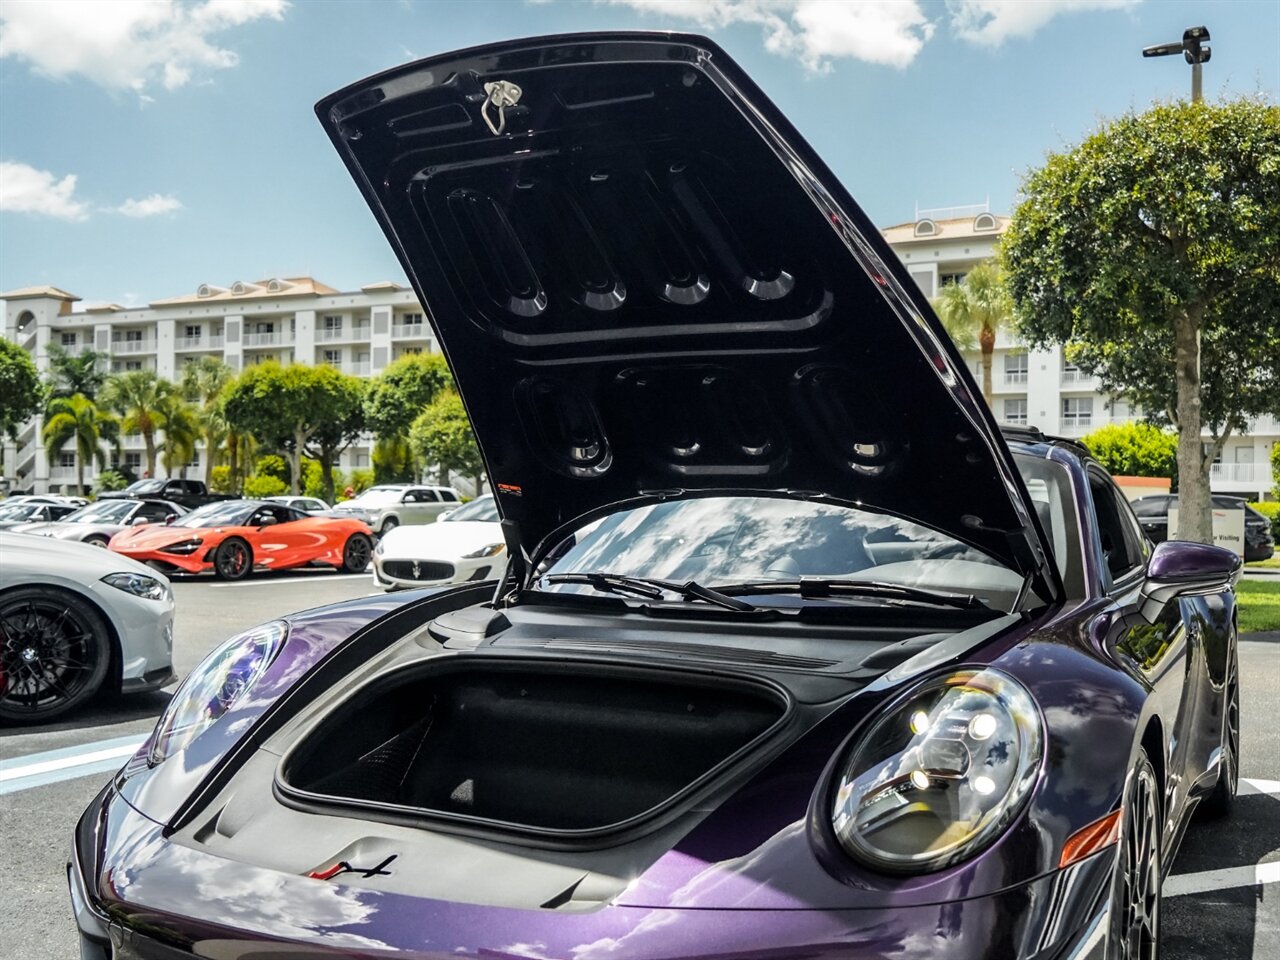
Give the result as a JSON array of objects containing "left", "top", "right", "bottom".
[
  {"left": 370, "top": 495, "right": 506, "bottom": 591},
  {"left": 0, "top": 531, "right": 175, "bottom": 723}
]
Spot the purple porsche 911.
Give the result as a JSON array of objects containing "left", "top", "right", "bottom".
[{"left": 70, "top": 33, "right": 1241, "bottom": 960}]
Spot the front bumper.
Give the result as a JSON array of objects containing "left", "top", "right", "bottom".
[
  {"left": 72, "top": 786, "right": 1115, "bottom": 960},
  {"left": 371, "top": 553, "right": 498, "bottom": 590}
]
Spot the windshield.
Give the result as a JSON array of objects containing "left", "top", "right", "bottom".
[
  {"left": 446, "top": 496, "right": 499, "bottom": 522},
  {"left": 537, "top": 454, "right": 1078, "bottom": 612},
  {"left": 124, "top": 479, "right": 166, "bottom": 495},
  {"left": 63, "top": 500, "right": 137, "bottom": 524},
  {"left": 0, "top": 503, "right": 40, "bottom": 521},
  {"left": 174, "top": 500, "right": 256, "bottom": 528}
]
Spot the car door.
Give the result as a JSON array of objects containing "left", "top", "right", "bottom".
[
  {"left": 248, "top": 505, "right": 322, "bottom": 567},
  {"left": 399, "top": 487, "right": 436, "bottom": 525},
  {"left": 133, "top": 500, "right": 176, "bottom": 526}
]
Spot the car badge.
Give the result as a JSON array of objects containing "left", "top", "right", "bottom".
[{"left": 412, "top": 561, "right": 421, "bottom": 579}]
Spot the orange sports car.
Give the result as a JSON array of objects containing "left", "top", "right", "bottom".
[{"left": 108, "top": 499, "right": 374, "bottom": 580}]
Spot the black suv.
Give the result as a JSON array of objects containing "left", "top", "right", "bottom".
[{"left": 1130, "top": 494, "right": 1275, "bottom": 561}]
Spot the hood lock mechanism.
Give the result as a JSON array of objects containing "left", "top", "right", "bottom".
[{"left": 481, "top": 80, "right": 523, "bottom": 136}]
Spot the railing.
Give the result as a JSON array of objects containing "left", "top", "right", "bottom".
[
  {"left": 392, "top": 322, "right": 429, "bottom": 339},
  {"left": 1003, "top": 371, "right": 1028, "bottom": 385},
  {"left": 175, "top": 335, "right": 223, "bottom": 350},
  {"left": 242, "top": 331, "right": 291, "bottom": 347},
  {"left": 1210, "top": 463, "right": 1263, "bottom": 485},
  {"left": 49, "top": 466, "right": 78, "bottom": 480},
  {"left": 1058, "top": 418, "right": 1095, "bottom": 437},
  {"left": 111, "top": 338, "right": 157, "bottom": 354},
  {"left": 316, "top": 328, "right": 345, "bottom": 341},
  {"left": 915, "top": 201, "right": 990, "bottom": 221},
  {"left": 347, "top": 361, "right": 371, "bottom": 376},
  {"left": 1060, "top": 368, "right": 1093, "bottom": 385}
]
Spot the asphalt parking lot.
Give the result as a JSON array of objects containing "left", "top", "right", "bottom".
[{"left": 0, "top": 573, "right": 1276, "bottom": 959}]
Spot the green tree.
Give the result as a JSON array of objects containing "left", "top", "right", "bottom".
[
  {"left": 932, "top": 260, "right": 1013, "bottom": 407},
  {"left": 181, "top": 356, "right": 234, "bottom": 486},
  {"left": 94, "top": 469, "right": 128, "bottom": 493},
  {"left": 157, "top": 393, "right": 200, "bottom": 478},
  {"left": 1080, "top": 422, "right": 1179, "bottom": 480},
  {"left": 1272, "top": 442, "right": 1280, "bottom": 499},
  {"left": 0, "top": 339, "right": 42, "bottom": 440},
  {"left": 1002, "top": 97, "right": 1280, "bottom": 543},
  {"left": 44, "top": 343, "right": 108, "bottom": 400},
  {"left": 302, "top": 370, "right": 365, "bottom": 503},
  {"left": 223, "top": 362, "right": 365, "bottom": 495},
  {"left": 372, "top": 436, "right": 416, "bottom": 483},
  {"left": 363, "top": 353, "right": 452, "bottom": 441},
  {"left": 409, "top": 390, "right": 486, "bottom": 494},
  {"left": 100, "top": 370, "right": 170, "bottom": 477},
  {"left": 42, "top": 394, "right": 119, "bottom": 495}
]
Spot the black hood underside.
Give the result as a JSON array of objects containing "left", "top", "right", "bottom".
[{"left": 317, "top": 33, "right": 1060, "bottom": 601}]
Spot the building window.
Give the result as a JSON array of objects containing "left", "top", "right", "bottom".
[
  {"left": 323, "top": 349, "right": 342, "bottom": 367},
  {"left": 60, "top": 332, "right": 77, "bottom": 347},
  {"left": 323, "top": 315, "right": 343, "bottom": 333},
  {"left": 1061, "top": 357, "right": 1085, "bottom": 384},
  {"left": 401, "top": 312, "right": 423, "bottom": 327},
  {"left": 355, "top": 453, "right": 371, "bottom": 468},
  {"left": 1062, "top": 397, "right": 1093, "bottom": 428},
  {"left": 1005, "top": 352, "right": 1028, "bottom": 384},
  {"left": 185, "top": 325, "right": 201, "bottom": 340},
  {"left": 401, "top": 346, "right": 422, "bottom": 356},
  {"left": 124, "top": 360, "right": 143, "bottom": 371},
  {"left": 125, "top": 330, "right": 142, "bottom": 342},
  {"left": 125, "top": 453, "right": 142, "bottom": 473},
  {"left": 974, "top": 213, "right": 997, "bottom": 232},
  {"left": 939, "top": 272, "right": 966, "bottom": 287},
  {"left": 59, "top": 452, "right": 76, "bottom": 469},
  {"left": 1003, "top": 399, "right": 1027, "bottom": 425},
  {"left": 914, "top": 219, "right": 938, "bottom": 237},
  {"left": 254, "top": 322, "right": 274, "bottom": 334}
]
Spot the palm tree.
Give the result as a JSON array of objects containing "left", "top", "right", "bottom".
[
  {"left": 42, "top": 394, "right": 119, "bottom": 495},
  {"left": 45, "top": 343, "right": 108, "bottom": 400},
  {"left": 181, "top": 357, "right": 234, "bottom": 485},
  {"left": 157, "top": 394, "right": 201, "bottom": 478},
  {"left": 932, "top": 260, "right": 1013, "bottom": 407},
  {"left": 100, "top": 370, "right": 169, "bottom": 477}
]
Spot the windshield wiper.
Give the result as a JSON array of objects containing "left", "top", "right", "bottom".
[
  {"left": 709, "top": 577, "right": 988, "bottom": 612},
  {"left": 540, "top": 573, "right": 756, "bottom": 612}
]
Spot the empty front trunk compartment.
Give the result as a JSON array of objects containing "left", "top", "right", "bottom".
[{"left": 278, "top": 658, "right": 788, "bottom": 837}]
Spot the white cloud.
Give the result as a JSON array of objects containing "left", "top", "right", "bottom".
[
  {"left": 947, "top": 0, "right": 1138, "bottom": 48},
  {"left": 0, "top": 160, "right": 90, "bottom": 221},
  {"left": 600, "top": 1, "right": 935, "bottom": 71},
  {"left": 117, "top": 193, "right": 183, "bottom": 217},
  {"left": 0, "top": 0, "right": 289, "bottom": 95}
]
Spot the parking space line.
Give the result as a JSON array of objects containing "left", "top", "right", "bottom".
[
  {"left": 0, "top": 735, "right": 145, "bottom": 795},
  {"left": 208, "top": 574, "right": 367, "bottom": 588},
  {"left": 1240, "top": 778, "right": 1280, "bottom": 796},
  {"left": 1166, "top": 860, "right": 1280, "bottom": 897}
]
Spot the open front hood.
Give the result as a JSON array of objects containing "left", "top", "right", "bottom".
[{"left": 317, "top": 33, "right": 1061, "bottom": 601}]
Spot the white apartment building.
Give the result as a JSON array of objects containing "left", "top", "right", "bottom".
[
  {"left": 881, "top": 203, "right": 1276, "bottom": 501},
  {"left": 3, "top": 216, "right": 1275, "bottom": 499},
  {"left": 1, "top": 278, "right": 435, "bottom": 492}
]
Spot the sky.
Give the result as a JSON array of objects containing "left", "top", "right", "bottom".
[{"left": 1, "top": 0, "right": 1277, "bottom": 308}]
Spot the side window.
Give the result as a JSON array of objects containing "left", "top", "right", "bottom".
[
  {"left": 1129, "top": 498, "right": 1167, "bottom": 518},
  {"left": 440, "top": 490, "right": 459, "bottom": 503},
  {"left": 418, "top": 488, "right": 440, "bottom": 502},
  {"left": 138, "top": 502, "right": 172, "bottom": 522},
  {"left": 165, "top": 481, "right": 184, "bottom": 496},
  {"left": 1088, "top": 469, "right": 1146, "bottom": 584}
]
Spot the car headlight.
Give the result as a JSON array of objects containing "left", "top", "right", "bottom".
[
  {"left": 160, "top": 538, "right": 203, "bottom": 555},
  {"left": 101, "top": 572, "right": 169, "bottom": 601},
  {"left": 149, "top": 620, "right": 287, "bottom": 764},
  {"left": 830, "top": 667, "right": 1042, "bottom": 874},
  {"left": 461, "top": 543, "right": 506, "bottom": 559},
  {"left": 373, "top": 538, "right": 385, "bottom": 556}
]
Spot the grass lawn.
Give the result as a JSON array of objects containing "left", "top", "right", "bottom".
[
  {"left": 1238, "top": 579, "right": 1280, "bottom": 634},
  {"left": 1245, "top": 556, "right": 1280, "bottom": 569}
]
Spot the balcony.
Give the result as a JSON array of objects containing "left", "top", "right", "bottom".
[
  {"left": 1058, "top": 418, "right": 1095, "bottom": 437},
  {"left": 243, "top": 331, "right": 292, "bottom": 347},
  {"left": 175, "top": 335, "right": 225, "bottom": 351},
  {"left": 392, "top": 322, "right": 430, "bottom": 339},
  {"left": 49, "top": 466, "right": 78, "bottom": 480},
  {"left": 316, "top": 328, "right": 345, "bottom": 342},
  {"left": 1003, "top": 371, "right": 1028, "bottom": 385},
  {"left": 347, "top": 361, "right": 372, "bottom": 376},
  {"left": 1060, "top": 368, "right": 1095, "bottom": 386},
  {"left": 1209, "top": 463, "right": 1267, "bottom": 489},
  {"left": 112, "top": 338, "right": 157, "bottom": 354}
]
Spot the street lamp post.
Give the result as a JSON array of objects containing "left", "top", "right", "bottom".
[{"left": 1142, "top": 25, "right": 1211, "bottom": 103}]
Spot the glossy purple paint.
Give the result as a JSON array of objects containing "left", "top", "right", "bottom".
[{"left": 1147, "top": 538, "right": 1243, "bottom": 582}]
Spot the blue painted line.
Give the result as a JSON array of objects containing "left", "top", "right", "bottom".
[{"left": 0, "top": 734, "right": 145, "bottom": 795}]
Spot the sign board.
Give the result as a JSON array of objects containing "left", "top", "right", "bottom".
[{"left": 1167, "top": 507, "right": 1245, "bottom": 557}]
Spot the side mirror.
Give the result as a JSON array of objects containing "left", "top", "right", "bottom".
[
  {"left": 130, "top": 515, "right": 151, "bottom": 526},
  {"left": 257, "top": 516, "right": 279, "bottom": 528},
  {"left": 1139, "top": 540, "right": 1241, "bottom": 622},
  {"left": 165, "top": 514, "right": 178, "bottom": 525}
]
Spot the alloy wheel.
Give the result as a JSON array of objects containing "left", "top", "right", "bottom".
[
  {"left": 1114, "top": 759, "right": 1161, "bottom": 960},
  {"left": 0, "top": 594, "right": 107, "bottom": 718}
]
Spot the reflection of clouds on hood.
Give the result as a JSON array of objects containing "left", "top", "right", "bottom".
[
  {"left": 661, "top": 821, "right": 811, "bottom": 909},
  {"left": 120, "top": 843, "right": 392, "bottom": 950},
  {"left": 570, "top": 909, "right": 681, "bottom": 960}
]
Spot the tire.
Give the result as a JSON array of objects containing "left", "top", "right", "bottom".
[
  {"left": 379, "top": 516, "right": 399, "bottom": 536},
  {"left": 213, "top": 537, "right": 253, "bottom": 581},
  {"left": 83, "top": 535, "right": 109, "bottom": 548},
  {"left": 0, "top": 586, "right": 112, "bottom": 723},
  {"left": 1109, "top": 749, "right": 1162, "bottom": 960},
  {"left": 1201, "top": 642, "right": 1240, "bottom": 819},
  {"left": 342, "top": 534, "right": 372, "bottom": 573}
]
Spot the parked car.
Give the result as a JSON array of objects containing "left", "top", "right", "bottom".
[
  {"left": 11, "top": 497, "right": 187, "bottom": 547},
  {"left": 107, "top": 498, "right": 374, "bottom": 580},
  {"left": 69, "top": 34, "right": 1242, "bottom": 960},
  {"left": 0, "top": 531, "right": 174, "bottom": 722},
  {"left": 266, "top": 495, "right": 332, "bottom": 514},
  {"left": 329, "top": 483, "right": 462, "bottom": 534},
  {"left": 99, "top": 477, "right": 239, "bottom": 511},
  {"left": 371, "top": 494, "right": 504, "bottom": 590},
  {"left": 0, "top": 499, "right": 80, "bottom": 529},
  {"left": 0, "top": 493, "right": 88, "bottom": 507},
  {"left": 1131, "top": 493, "right": 1275, "bottom": 561}
]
